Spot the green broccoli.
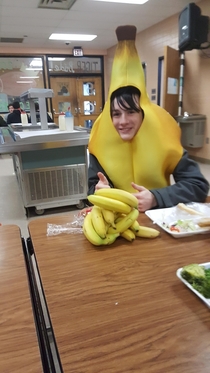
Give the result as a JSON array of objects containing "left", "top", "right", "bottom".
[
  {"left": 194, "top": 278, "right": 210, "bottom": 298},
  {"left": 181, "top": 264, "right": 206, "bottom": 283},
  {"left": 181, "top": 264, "right": 210, "bottom": 299}
]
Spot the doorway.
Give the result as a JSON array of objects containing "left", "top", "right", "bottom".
[{"left": 50, "top": 76, "right": 103, "bottom": 127}]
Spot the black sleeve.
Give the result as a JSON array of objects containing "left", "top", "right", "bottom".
[
  {"left": 7, "top": 114, "right": 11, "bottom": 124},
  {"left": 88, "top": 154, "right": 114, "bottom": 195},
  {"left": 47, "top": 114, "right": 53, "bottom": 123},
  {"left": 0, "top": 116, "right": 7, "bottom": 127},
  {"left": 150, "top": 150, "right": 209, "bottom": 208}
]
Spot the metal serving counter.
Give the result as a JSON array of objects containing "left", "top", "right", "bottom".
[{"left": 0, "top": 125, "right": 90, "bottom": 215}]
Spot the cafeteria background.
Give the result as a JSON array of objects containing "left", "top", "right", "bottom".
[{"left": 0, "top": 0, "right": 210, "bottom": 235}]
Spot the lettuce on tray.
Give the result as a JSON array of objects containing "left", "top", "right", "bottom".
[{"left": 163, "top": 219, "right": 197, "bottom": 233}]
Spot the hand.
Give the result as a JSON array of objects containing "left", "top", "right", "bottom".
[
  {"left": 131, "top": 182, "right": 157, "bottom": 212},
  {"left": 95, "top": 172, "right": 110, "bottom": 191},
  {"left": 78, "top": 206, "right": 92, "bottom": 217}
]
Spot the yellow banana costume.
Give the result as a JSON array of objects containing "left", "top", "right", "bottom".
[{"left": 88, "top": 25, "right": 183, "bottom": 192}]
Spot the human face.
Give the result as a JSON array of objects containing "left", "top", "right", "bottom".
[
  {"left": 111, "top": 96, "right": 143, "bottom": 141},
  {"left": 9, "top": 105, "right": 14, "bottom": 113}
]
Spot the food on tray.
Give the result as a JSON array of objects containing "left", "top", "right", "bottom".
[
  {"left": 197, "top": 218, "right": 210, "bottom": 227},
  {"left": 181, "top": 264, "right": 210, "bottom": 298},
  {"left": 177, "top": 203, "right": 204, "bottom": 215},
  {"left": 146, "top": 203, "right": 210, "bottom": 238},
  {"left": 162, "top": 219, "right": 197, "bottom": 233}
]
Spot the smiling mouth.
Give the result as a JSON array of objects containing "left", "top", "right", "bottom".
[{"left": 119, "top": 127, "right": 132, "bottom": 132}]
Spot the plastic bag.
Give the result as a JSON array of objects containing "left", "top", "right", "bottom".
[{"left": 46, "top": 207, "right": 92, "bottom": 236}]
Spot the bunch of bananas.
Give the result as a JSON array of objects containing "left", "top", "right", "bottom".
[{"left": 82, "top": 188, "right": 160, "bottom": 246}]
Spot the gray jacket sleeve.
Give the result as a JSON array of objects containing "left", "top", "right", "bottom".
[
  {"left": 88, "top": 154, "right": 114, "bottom": 196},
  {"left": 150, "top": 150, "right": 209, "bottom": 208},
  {"left": 88, "top": 150, "right": 209, "bottom": 208}
]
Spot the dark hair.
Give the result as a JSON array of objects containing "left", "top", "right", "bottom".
[
  {"left": 7, "top": 103, "right": 13, "bottom": 109},
  {"left": 34, "top": 102, "right": 39, "bottom": 111},
  {"left": 110, "top": 86, "right": 141, "bottom": 117},
  {"left": 12, "top": 101, "right": 20, "bottom": 109}
]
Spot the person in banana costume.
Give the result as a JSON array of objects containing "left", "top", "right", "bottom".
[{"left": 88, "top": 25, "right": 209, "bottom": 212}]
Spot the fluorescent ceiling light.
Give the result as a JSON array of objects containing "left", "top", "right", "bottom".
[
  {"left": 48, "top": 57, "right": 66, "bottom": 61},
  {"left": 20, "top": 76, "right": 39, "bottom": 79},
  {"left": 49, "top": 33, "right": 97, "bottom": 41},
  {"left": 93, "top": 0, "right": 148, "bottom": 3},
  {"left": 26, "top": 67, "right": 42, "bottom": 71},
  {"left": 16, "top": 81, "right": 33, "bottom": 84}
]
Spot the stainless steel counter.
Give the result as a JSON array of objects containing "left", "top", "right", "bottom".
[
  {"left": 0, "top": 125, "right": 90, "bottom": 214},
  {"left": 0, "top": 125, "right": 90, "bottom": 154}
]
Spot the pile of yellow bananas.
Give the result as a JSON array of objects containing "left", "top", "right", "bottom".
[{"left": 83, "top": 188, "right": 160, "bottom": 246}]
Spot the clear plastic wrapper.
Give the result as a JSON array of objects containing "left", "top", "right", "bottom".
[
  {"left": 47, "top": 207, "right": 92, "bottom": 236},
  {"left": 47, "top": 223, "right": 83, "bottom": 236}
]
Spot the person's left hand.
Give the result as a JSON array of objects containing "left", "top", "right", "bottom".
[
  {"left": 95, "top": 172, "right": 110, "bottom": 191},
  {"left": 131, "top": 182, "right": 157, "bottom": 212}
]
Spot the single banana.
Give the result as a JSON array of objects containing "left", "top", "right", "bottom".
[
  {"left": 121, "top": 229, "right": 136, "bottom": 242},
  {"left": 110, "top": 215, "right": 124, "bottom": 233},
  {"left": 91, "top": 205, "right": 107, "bottom": 238},
  {"left": 83, "top": 212, "right": 119, "bottom": 246},
  {"left": 83, "top": 212, "right": 105, "bottom": 246},
  {"left": 115, "top": 214, "right": 125, "bottom": 223},
  {"left": 101, "top": 208, "right": 116, "bottom": 227},
  {"left": 135, "top": 226, "right": 160, "bottom": 238},
  {"left": 114, "top": 212, "right": 124, "bottom": 221},
  {"left": 87, "top": 194, "right": 132, "bottom": 214},
  {"left": 130, "top": 220, "right": 140, "bottom": 233},
  {"left": 104, "top": 220, "right": 110, "bottom": 233},
  {"left": 103, "top": 232, "right": 119, "bottom": 245},
  {"left": 108, "top": 208, "right": 139, "bottom": 233},
  {"left": 95, "top": 188, "right": 138, "bottom": 208}
]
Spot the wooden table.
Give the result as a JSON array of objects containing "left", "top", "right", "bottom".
[
  {"left": 0, "top": 225, "right": 42, "bottom": 373},
  {"left": 28, "top": 209, "right": 210, "bottom": 373}
]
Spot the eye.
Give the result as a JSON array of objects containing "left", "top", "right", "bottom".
[{"left": 112, "top": 111, "right": 120, "bottom": 117}]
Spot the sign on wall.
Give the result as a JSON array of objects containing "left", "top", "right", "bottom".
[{"left": 47, "top": 57, "right": 102, "bottom": 74}]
